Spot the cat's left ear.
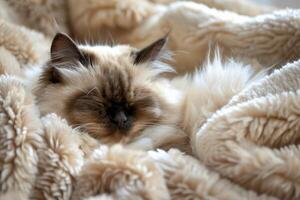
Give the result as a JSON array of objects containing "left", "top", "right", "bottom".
[{"left": 132, "top": 35, "right": 168, "bottom": 64}]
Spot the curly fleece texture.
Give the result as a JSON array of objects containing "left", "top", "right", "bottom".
[{"left": 1, "top": 0, "right": 300, "bottom": 199}]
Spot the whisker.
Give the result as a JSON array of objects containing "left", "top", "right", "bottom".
[{"left": 86, "top": 87, "right": 97, "bottom": 96}]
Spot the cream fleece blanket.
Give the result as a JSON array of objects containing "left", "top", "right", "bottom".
[{"left": 1, "top": 0, "right": 300, "bottom": 200}]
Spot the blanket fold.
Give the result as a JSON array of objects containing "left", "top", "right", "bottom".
[
  {"left": 193, "top": 60, "right": 300, "bottom": 199},
  {"left": 68, "top": 1, "right": 298, "bottom": 74},
  {"left": 1, "top": 0, "right": 300, "bottom": 199}
]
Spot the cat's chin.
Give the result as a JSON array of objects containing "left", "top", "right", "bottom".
[{"left": 126, "top": 124, "right": 189, "bottom": 152}]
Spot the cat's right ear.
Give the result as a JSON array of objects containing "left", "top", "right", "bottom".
[
  {"left": 45, "top": 33, "right": 92, "bottom": 84},
  {"left": 50, "top": 33, "right": 85, "bottom": 66}
]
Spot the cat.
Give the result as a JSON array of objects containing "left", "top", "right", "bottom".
[
  {"left": 31, "top": 33, "right": 262, "bottom": 151},
  {"left": 32, "top": 33, "right": 187, "bottom": 150}
]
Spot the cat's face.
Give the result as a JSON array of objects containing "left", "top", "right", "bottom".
[{"left": 35, "top": 33, "right": 179, "bottom": 145}]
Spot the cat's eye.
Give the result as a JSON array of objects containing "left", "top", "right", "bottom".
[
  {"left": 41, "top": 66, "right": 62, "bottom": 84},
  {"left": 124, "top": 103, "right": 130, "bottom": 109},
  {"left": 50, "top": 67, "right": 62, "bottom": 84},
  {"left": 98, "top": 110, "right": 105, "bottom": 117}
]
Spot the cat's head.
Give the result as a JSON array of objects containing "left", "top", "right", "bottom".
[{"left": 36, "top": 33, "right": 180, "bottom": 145}]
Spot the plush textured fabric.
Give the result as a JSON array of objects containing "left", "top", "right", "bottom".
[
  {"left": 193, "top": 60, "right": 300, "bottom": 199},
  {"left": 69, "top": 0, "right": 300, "bottom": 74},
  {"left": 0, "top": 0, "right": 69, "bottom": 37},
  {"left": 1, "top": 0, "right": 300, "bottom": 199}
]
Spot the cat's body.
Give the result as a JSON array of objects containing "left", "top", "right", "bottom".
[{"left": 26, "top": 33, "right": 262, "bottom": 152}]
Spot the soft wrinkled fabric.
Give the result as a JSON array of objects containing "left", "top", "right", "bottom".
[{"left": 1, "top": 1, "right": 300, "bottom": 199}]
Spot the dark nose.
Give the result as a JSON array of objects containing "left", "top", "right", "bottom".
[{"left": 113, "top": 111, "right": 131, "bottom": 130}]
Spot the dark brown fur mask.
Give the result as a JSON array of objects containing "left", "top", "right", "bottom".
[{"left": 35, "top": 33, "right": 182, "bottom": 146}]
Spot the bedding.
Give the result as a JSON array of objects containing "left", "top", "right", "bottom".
[{"left": 1, "top": 0, "right": 300, "bottom": 199}]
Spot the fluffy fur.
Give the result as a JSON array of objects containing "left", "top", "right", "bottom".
[
  {"left": 130, "top": 53, "right": 264, "bottom": 152},
  {"left": 33, "top": 33, "right": 186, "bottom": 150}
]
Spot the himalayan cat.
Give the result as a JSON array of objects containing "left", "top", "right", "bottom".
[
  {"left": 32, "top": 33, "right": 261, "bottom": 151},
  {"left": 33, "top": 33, "right": 187, "bottom": 150}
]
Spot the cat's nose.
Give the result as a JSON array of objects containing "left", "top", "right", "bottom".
[{"left": 113, "top": 111, "right": 131, "bottom": 130}]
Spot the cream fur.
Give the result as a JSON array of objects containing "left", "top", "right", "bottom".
[
  {"left": 172, "top": 52, "right": 265, "bottom": 138},
  {"left": 129, "top": 52, "right": 263, "bottom": 152}
]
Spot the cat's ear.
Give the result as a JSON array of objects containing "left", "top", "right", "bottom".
[
  {"left": 45, "top": 33, "right": 88, "bottom": 84},
  {"left": 50, "top": 33, "right": 89, "bottom": 66},
  {"left": 133, "top": 35, "right": 168, "bottom": 64}
]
